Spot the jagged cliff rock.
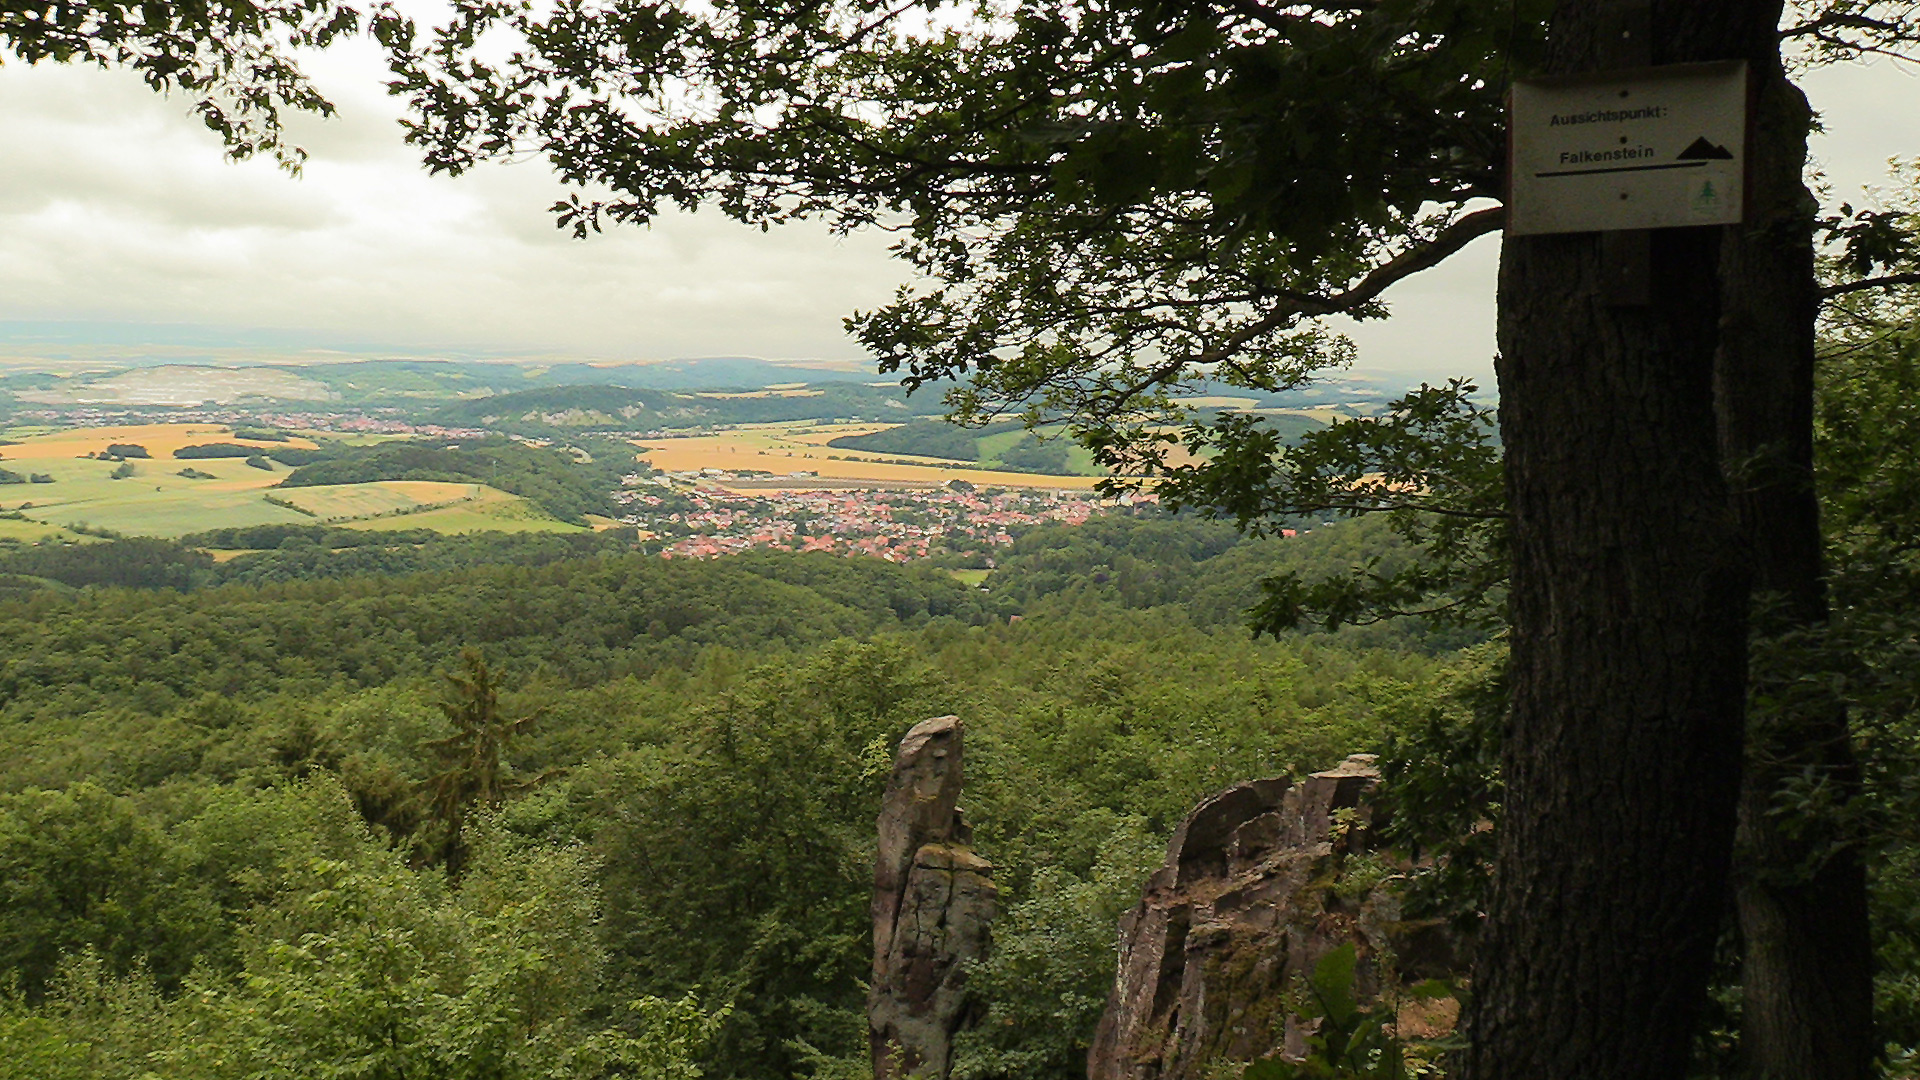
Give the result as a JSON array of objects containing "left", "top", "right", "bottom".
[
  {"left": 870, "top": 715, "right": 997, "bottom": 1080},
  {"left": 1088, "top": 754, "right": 1440, "bottom": 1080}
]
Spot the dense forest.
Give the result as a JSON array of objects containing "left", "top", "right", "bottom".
[
  {"left": 0, "top": 308, "right": 1917, "bottom": 1075},
  {"left": 1, "top": 0, "right": 1917, "bottom": 1071},
  {"left": 0, "top": 515, "right": 1461, "bottom": 1079},
  {"left": 0, "top": 318, "right": 1912, "bottom": 1075},
  {"left": 0, "top": 362, "right": 1913, "bottom": 1075},
  {"left": 1, "top": 315, "right": 1914, "bottom": 1077},
  {"left": 275, "top": 437, "right": 637, "bottom": 524}
]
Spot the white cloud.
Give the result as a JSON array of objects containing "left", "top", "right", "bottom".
[
  {"left": 0, "top": 39, "right": 906, "bottom": 361},
  {"left": 0, "top": 37, "right": 1912, "bottom": 377}
]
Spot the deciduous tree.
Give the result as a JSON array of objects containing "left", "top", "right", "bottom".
[{"left": 379, "top": 2, "right": 1920, "bottom": 1076}]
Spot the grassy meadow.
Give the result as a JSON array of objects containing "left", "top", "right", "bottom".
[
  {"left": 336, "top": 485, "right": 585, "bottom": 533},
  {"left": 0, "top": 425, "right": 580, "bottom": 538},
  {"left": 274, "top": 479, "right": 480, "bottom": 519}
]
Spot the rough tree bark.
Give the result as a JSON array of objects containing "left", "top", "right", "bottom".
[
  {"left": 1462, "top": 3, "right": 1784, "bottom": 1077},
  {"left": 1715, "top": 56, "right": 1876, "bottom": 1080}
]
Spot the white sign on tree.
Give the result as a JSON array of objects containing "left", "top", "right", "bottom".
[{"left": 1508, "top": 60, "right": 1750, "bottom": 236}]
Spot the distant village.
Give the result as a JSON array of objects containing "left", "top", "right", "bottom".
[
  {"left": 7, "top": 403, "right": 1165, "bottom": 562},
  {"left": 616, "top": 471, "right": 1154, "bottom": 562}
]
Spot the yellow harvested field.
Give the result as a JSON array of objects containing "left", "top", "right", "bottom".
[
  {"left": 207, "top": 548, "right": 262, "bottom": 563},
  {"left": 782, "top": 423, "right": 895, "bottom": 447},
  {"left": 0, "top": 422, "right": 315, "bottom": 461},
  {"left": 2, "top": 454, "right": 308, "bottom": 537},
  {"left": 1261, "top": 406, "right": 1362, "bottom": 424},
  {"left": 0, "top": 425, "right": 578, "bottom": 538},
  {"left": 635, "top": 423, "right": 1104, "bottom": 490}
]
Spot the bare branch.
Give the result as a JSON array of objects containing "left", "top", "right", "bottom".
[
  {"left": 1820, "top": 270, "right": 1920, "bottom": 300},
  {"left": 1782, "top": 12, "right": 1905, "bottom": 38}
]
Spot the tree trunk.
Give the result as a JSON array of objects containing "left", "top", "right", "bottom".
[
  {"left": 1714, "top": 58, "right": 1876, "bottom": 1080},
  {"left": 1462, "top": 3, "right": 1781, "bottom": 1077}
]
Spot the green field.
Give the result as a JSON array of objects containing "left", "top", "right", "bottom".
[
  {"left": 275, "top": 480, "right": 477, "bottom": 521},
  {"left": 0, "top": 517, "right": 80, "bottom": 542},
  {"left": 0, "top": 457, "right": 580, "bottom": 538},
  {"left": 4, "top": 457, "right": 310, "bottom": 538},
  {"left": 974, "top": 427, "right": 1104, "bottom": 475},
  {"left": 338, "top": 492, "right": 586, "bottom": 534}
]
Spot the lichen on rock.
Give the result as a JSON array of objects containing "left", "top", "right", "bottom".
[{"left": 1087, "top": 754, "right": 1459, "bottom": 1080}]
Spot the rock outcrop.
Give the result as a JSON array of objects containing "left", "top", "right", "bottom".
[
  {"left": 1088, "top": 754, "right": 1434, "bottom": 1080},
  {"left": 870, "top": 716, "right": 997, "bottom": 1080}
]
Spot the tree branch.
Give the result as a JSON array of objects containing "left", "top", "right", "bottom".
[
  {"left": 1102, "top": 205, "right": 1506, "bottom": 407},
  {"left": 1781, "top": 12, "right": 1904, "bottom": 38},
  {"left": 1819, "top": 270, "right": 1920, "bottom": 300},
  {"left": 1188, "top": 205, "right": 1508, "bottom": 365}
]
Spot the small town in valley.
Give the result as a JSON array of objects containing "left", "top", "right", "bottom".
[{"left": 615, "top": 472, "right": 1147, "bottom": 561}]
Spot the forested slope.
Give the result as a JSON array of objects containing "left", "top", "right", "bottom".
[
  {"left": 0, "top": 528, "right": 1454, "bottom": 1080},
  {"left": 275, "top": 437, "right": 630, "bottom": 523},
  {"left": 0, "top": 552, "right": 995, "bottom": 720}
]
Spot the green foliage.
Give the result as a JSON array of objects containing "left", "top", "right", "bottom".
[
  {"left": 989, "top": 513, "right": 1479, "bottom": 652},
  {"left": 0, "top": 785, "right": 220, "bottom": 999},
  {"left": 1819, "top": 160, "right": 1920, "bottom": 293},
  {"left": 0, "top": 522, "right": 1452, "bottom": 1080},
  {"left": 104, "top": 445, "right": 148, "bottom": 459},
  {"left": 587, "top": 640, "right": 945, "bottom": 1077},
  {"left": 0, "top": 538, "right": 212, "bottom": 591},
  {"left": 987, "top": 515, "right": 1247, "bottom": 611},
  {"left": 107, "top": 462, "right": 134, "bottom": 480},
  {"left": 172, "top": 444, "right": 259, "bottom": 459},
  {"left": 181, "top": 523, "right": 403, "bottom": 549},
  {"left": 1241, "top": 946, "right": 1455, "bottom": 1080},
  {"left": 277, "top": 436, "right": 620, "bottom": 523},
  {"left": 1815, "top": 294, "right": 1920, "bottom": 1057},
  {"left": 0, "top": 0, "right": 358, "bottom": 170},
  {"left": 0, "top": 551, "right": 996, "bottom": 728},
  {"left": 0, "top": 777, "right": 726, "bottom": 1080},
  {"left": 1157, "top": 381, "right": 1505, "bottom": 635},
  {"left": 952, "top": 823, "right": 1161, "bottom": 1080},
  {"left": 206, "top": 528, "right": 642, "bottom": 585},
  {"left": 1373, "top": 647, "right": 1505, "bottom": 932},
  {"left": 265, "top": 446, "right": 330, "bottom": 467},
  {"left": 422, "top": 650, "right": 548, "bottom": 872},
  {"left": 827, "top": 420, "right": 1001, "bottom": 461},
  {"left": 997, "top": 435, "right": 1075, "bottom": 476}
]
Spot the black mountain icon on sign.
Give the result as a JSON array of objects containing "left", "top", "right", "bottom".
[{"left": 1677, "top": 136, "right": 1735, "bottom": 160}]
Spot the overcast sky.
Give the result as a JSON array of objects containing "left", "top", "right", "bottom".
[{"left": 0, "top": 34, "right": 1915, "bottom": 379}]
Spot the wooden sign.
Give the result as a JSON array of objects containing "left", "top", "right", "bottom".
[{"left": 1508, "top": 60, "right": 1750, "bottom": 236}]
